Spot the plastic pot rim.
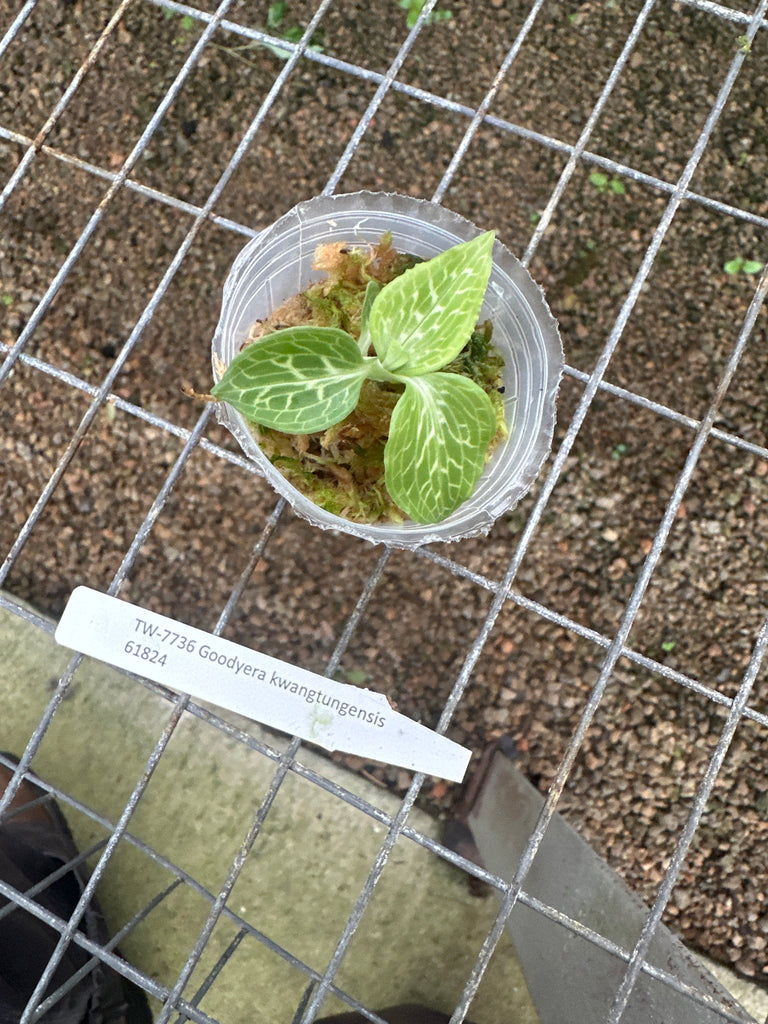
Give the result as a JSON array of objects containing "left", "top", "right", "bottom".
[{"left": 211, "top": 190, "right": 563, "bottom": 549}]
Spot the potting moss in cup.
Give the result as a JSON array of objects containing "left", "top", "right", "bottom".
[{"left": 210, "top": 192, "right": 562, "bottom": 548}]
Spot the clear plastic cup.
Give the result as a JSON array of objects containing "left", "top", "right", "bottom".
[{"left": 211, "top": 191, "right": 563, "bottom": 548}]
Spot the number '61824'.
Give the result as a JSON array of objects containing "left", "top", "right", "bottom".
[{"left": 124, "top": 641, "right": 167, "bottom": 666}]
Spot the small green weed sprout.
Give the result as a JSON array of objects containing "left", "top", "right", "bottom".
[
  {"left": 398, "top": 0, "right": 452, "bottom": 29},
  {"left": 723, "top": 256, "right": 763, "bottom": 276},
  {"left": 268, "top": 1, "right": 288, "bottom": 26},
  {"left": 159, "top": 5, "right": 195, "bottom": 42},
  {"left": 262, "top": 1, "right": 323, "bottom": 57},
  {"left": 589, "top": 170, "right": 626, "bottom": 195},
  {"left": 212, "top": 233, "right": 499, "bottom": 524},
  {"left": 208, "top": 3, "right": 323, "bottom": 66}
]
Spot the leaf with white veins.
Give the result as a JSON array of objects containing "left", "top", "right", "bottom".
[
  {"left": 370, "top": 231, "right": 494, "bottom": 375},
  {"left": 357, "top": 280, "right": 380, "bottom": 355},
  {"left": 384, "top": 372, "right": 497, "bottom": 523},
  {"left": 211, "top": 326, "right": 370, "bottom": 433}
]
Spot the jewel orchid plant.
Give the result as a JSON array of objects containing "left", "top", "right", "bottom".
[{"left": 211, "top": 231, "right": 500, "bottom": 524}]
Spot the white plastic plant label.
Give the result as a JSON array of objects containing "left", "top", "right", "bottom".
[{"left": 55, "top": 587, "right": 471, "bottom": 782}]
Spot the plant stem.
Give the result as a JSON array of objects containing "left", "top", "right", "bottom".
[{"left": 363, "top": 358, "right": 405, "bottom": 384}]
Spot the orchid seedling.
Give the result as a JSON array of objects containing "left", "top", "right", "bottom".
[{"left": 211, "top": 231, "right": 499, "bottom": 524}]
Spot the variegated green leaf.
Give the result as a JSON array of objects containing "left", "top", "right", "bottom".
[
  {"left": 370, "top": 231, "right": 494, "bottom": 375},
  {"left": 211, "top": 326, "right": 369, "bottom": 433},
  {"left": 357, "top": 279, "right": 380, "bottom": 355},
  {"left": 384, "top": 372, "right": 497, "bottom": 523}
]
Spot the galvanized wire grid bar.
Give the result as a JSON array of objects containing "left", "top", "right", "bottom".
[{"left": 1, "top": 0, "right": 767, "bottom": 1022}]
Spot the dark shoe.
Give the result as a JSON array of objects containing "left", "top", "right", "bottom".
[{"left": 0, "top": 756, "right": 152, "bottom": 1023}]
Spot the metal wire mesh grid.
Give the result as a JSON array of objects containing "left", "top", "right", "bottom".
[{"left": 1, "top": 0, "right": 768, "bottom": 1021}]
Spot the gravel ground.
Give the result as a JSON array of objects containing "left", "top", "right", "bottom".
[{"left": 2, "top": 0, "right": 768, "bottom": 987}]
